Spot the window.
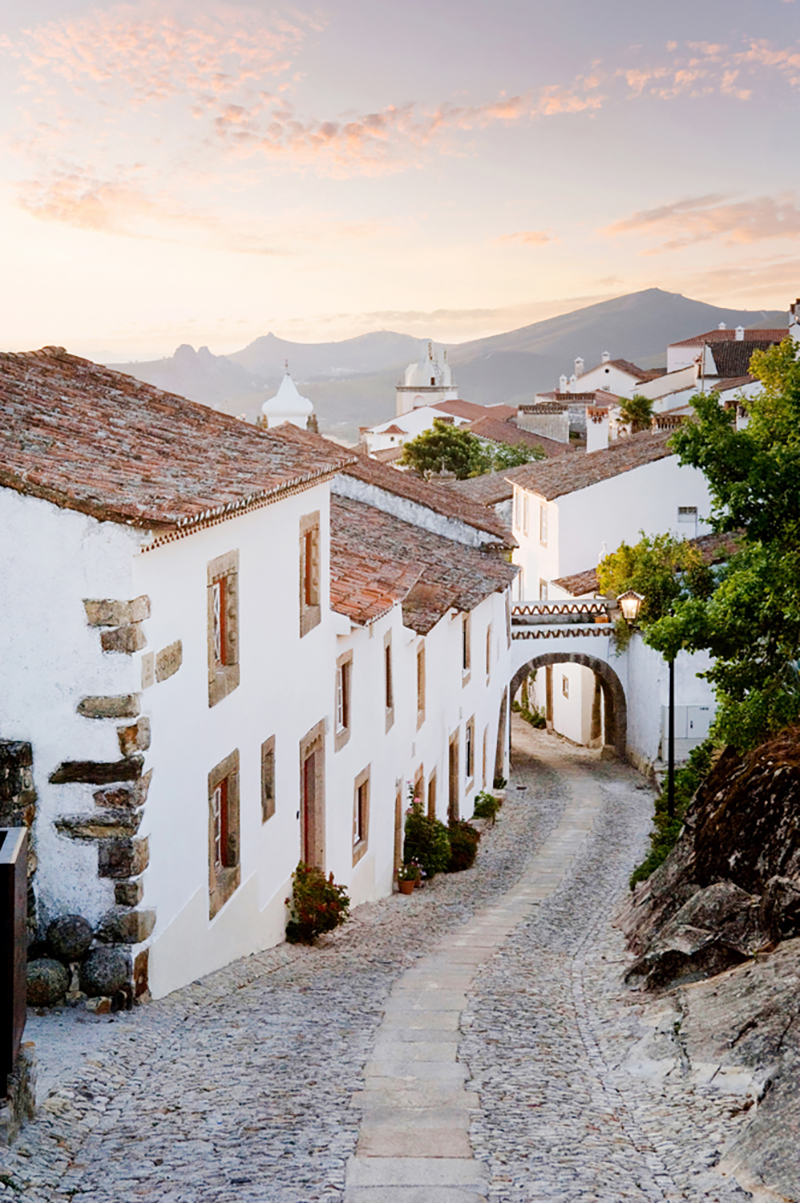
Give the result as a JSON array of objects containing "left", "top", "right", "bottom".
[
  {"left": 505, "top": 589, "right": 511, "bottom": 647},
  {"left": 207, "top": 551, "right": 239, "bottom": 708},
  {"left": 427, "top": 770, "right": 437, "bottom": 819},
  {"left": 448, "top": 731, "right": 459, "bottom": 821},
  {"left": 353, "top": 766, "right": 370, "bottom": 865},
  {"left": 562, "top": 674, "right": 570, "bottom": 698},
  {"left": 462, "top": 614, "right": 471, "bottom": 680},
  {"left": 482, "top": 726, "right": 489, "bottom": 788},
  {"left": 678, "top": 506, "right": 698, "bottom": 524},
  {"left": 208, "top": 750, "right": 240, "bottom": 919},
  {"left": 299, "top": 512, "right": 321, "bottom": 637},
  {"left": 522, "top": 493, "right": 530, "bottom": 536},
  {"left": 539, "top": 504, "right": 548, "bottom": 545},
  {"left": 465, "top": 717, "right": 475, "bottom": 782},
  {"left": 384, "top": 630, "right": 394, "bottom": 732},
  {"left": 416, "top": 643, "right": 426, "bottom": 728},
  {"left": 261, "top": 736, "right": 276, "bottom": 823},
  {"left": 486, "top": 623, "right": 492, "bottom": 679},
  {"left": 300, "top": 720, "right": 325, "bottom": 868},
  {"left": 539, "top": 579, "right": 549, "bottom": 601},
  {"left": 335, "top": 651, "right": 353, "bottom": 751}
]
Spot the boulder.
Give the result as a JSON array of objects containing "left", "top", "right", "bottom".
[
  {"left": 759, "top": 875, "right": 800, "bottom": 942},
  {"left": 79, "top": 946, "right": 131, "bottom": 998},
  {"left": 27, "top": 958, "right": 70, "bottom": 1006},
  {"left": 625, "top": 924, "right": 749, "bottom": 991},
  {"left": 659, "top": 881, "right": 765, "bottom": 956},
  {"left": 46, "top": 914, "right": 93, "bottom": 962}
]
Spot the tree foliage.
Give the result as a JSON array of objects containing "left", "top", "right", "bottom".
[
  {"left": 617, "top": 393, "right": 654, "bottom": 433},
  {"left": 645, "top": 338, "right": 800, "bottom": 748},
  {"left": 400, "top": 418, "right": 545, "bottom": 478}
]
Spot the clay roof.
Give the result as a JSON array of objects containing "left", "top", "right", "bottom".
[
  {"left": 383, "top": 424, "right": 405, "bottom": 435},
  {"left": 340, "top": 451, "right": 514, "bottom": 546},
  {"left": 587, "top": 358, "right": 661, "bottom": 381},
  {"left": 447, "top": 461, "right": 548, "bottom": 506},
  {"left": 0, "top": 347, "right": 353, "bottom": 531},
  {"left": 432, "top": 399, "right": 488, "bottom": 421},
  {"left": 714, "top": 375, "right": 757, "bottom": 391},
  {"left": 670, "top": 329, "right": 786, "bottom": 348},
  {"left": 707, "top": 341, "right": 776, "bottom": 379},
  {"left": 371, "top": 446, "right": 404, "bottom": 463},
  {"left": 468, "top": 415, "right": 564, "bottom": 456},
  {"left": 553, "top": 530, "right": 743, "bottom": 598},
  {"left": 510, "top": 430, "right": 674, "bottom": 501},
  {"left": 330, "top": 495, "right": 516, "bottom": 631}
]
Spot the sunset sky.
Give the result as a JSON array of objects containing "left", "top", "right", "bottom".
[{"left": 1, "top": 0, "right": 799, "bottom": 360}]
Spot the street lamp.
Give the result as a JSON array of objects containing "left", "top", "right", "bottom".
[
  {"left": 617, "top": 590, "right": 675, "bottom": 819},
  {"left": 618, "top": 590, "right": 644, "bottom": 625}
]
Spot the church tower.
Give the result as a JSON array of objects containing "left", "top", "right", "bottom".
[
  {"left": 260, "top": 367, "right": 315, "bottom": 430},
  {"left": 396, "top": 342, "right": 459, "bottom": 416}
]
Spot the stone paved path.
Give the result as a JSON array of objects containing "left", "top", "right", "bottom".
[{"left": 1, "top": 721, "right": 755, "bottom": 1202}]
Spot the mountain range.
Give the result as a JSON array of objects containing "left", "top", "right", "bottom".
[{"left": 107, "top": 289, "right": 787, "bottom": 443}]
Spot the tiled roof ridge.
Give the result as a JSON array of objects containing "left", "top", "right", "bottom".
[
  {"left": 554, "top": 529, "right": 743, "bottom": 596},
  {"left": 508, "top": 429, "right": 673, "bottom": 501},
  {"left": 670, "top": 329, "right": 787, "bottom": 347}
]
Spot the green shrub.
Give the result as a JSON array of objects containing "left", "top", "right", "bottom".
[
  {"left": 493, "top": 775, "right": 507, "bottom": 789},
  {"left": 404, "top": 800, "right": 451, "bottom": 878},
  {"left": 447, "top": 819, "right": 481, "bottom": 872},
  {"left": 629, "top": 740, "right": 716, "bottom": 889},
  {"left": 472, "top": 790, "right": 501, "bottom": 823},
  {"left": 285, "top": 862, "right": 350, "bottom": 943}
]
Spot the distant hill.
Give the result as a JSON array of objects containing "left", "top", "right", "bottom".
[{"left": 108, "top": 289, "right": 787, "bottom": 442}]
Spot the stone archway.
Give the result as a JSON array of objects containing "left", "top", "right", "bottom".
[{"left": 509, "top": 652, "right": 627, "bottom": 759}]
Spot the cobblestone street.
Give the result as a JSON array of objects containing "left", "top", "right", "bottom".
[{"left": 1, "top": 720, "right": 755, "bottom": 1202}]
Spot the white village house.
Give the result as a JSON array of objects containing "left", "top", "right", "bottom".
[{"left": 0, "top": 348, "right": 516, "bottom": 1001}]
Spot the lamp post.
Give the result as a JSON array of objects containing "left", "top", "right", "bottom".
[{"left": 617, "top": 590, "right": 675, "bottom": 820}]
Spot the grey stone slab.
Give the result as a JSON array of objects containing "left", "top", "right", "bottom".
[
  {"left": 357, "top": 1126, "right": 473, "bottom": 1157},
  {"left": 353, "top": 1088, "right": 479, "bottom": 1111},
  {"left": 364, "top": 1060, "right": 469, "bottom": 1083},
  {"left": 359, "top": 1106, "right": 471, "bottom": 1131},
  {"left": 345, "top": 1189, "right": 487, "bottom": 1203},
  {"left": 383, "top": 992, "right": 467, "bottom": 1012},
  {"left": 380, "top": 1010, "right": 461, "bottom": 1030},
  {"left": 371, "top": 1039, "right": 458, "bottom": 1062},
  {"left": 346, "top": 1157, "right": 490, "bottom": 1187}
]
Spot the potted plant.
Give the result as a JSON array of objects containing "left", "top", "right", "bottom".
[
  {"left": 397, "top": 860, "right": 421, "bottom": 894},
  {"left": 492, "top": 775, "right": 507, "bottom": 802}
]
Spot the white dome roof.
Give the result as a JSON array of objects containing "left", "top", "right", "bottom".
[{"left": 261, "top": 371, "right": 313, "bottom": 422}]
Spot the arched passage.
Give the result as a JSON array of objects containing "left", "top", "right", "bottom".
[{"left": 510, "top": 652, "right": 627, "bottom": 759}]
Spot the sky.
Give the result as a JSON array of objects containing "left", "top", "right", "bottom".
[{"left": 1, "top": 0, "right": 799, "bottom": 360}]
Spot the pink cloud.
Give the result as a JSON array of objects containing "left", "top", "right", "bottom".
[
  {"left": 497, "top": 230, "right": 559, "bottom": 246},
  {"left": 603, "top": 193, "right": 800, "bottom": 252}
]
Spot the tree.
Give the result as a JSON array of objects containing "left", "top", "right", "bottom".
[
  {"left": 597, "top": 532, "right": 714, "bottom": 650},
  {"left": 400, "top": 419, "right": 491, "bottom": 479},
  {"left": 617, "top": 393, "right": 654, "bottom": 433},
  {"left": 486, "top": 441, "right": 547, "bottom": 470},
  {"left": 645, "top": 338, "right": 800, "bottom": 749}
]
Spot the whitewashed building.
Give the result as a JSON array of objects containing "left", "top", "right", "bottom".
[
  {"left": 396, "top": 342, "right": 459, "bottom": 415},
  {"left": 0, "top": 348, "right": 516, "bottom": 1001}
]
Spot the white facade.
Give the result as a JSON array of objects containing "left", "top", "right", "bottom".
[
  {"left": 360, "top": 405, "right": 471, "bottom": 457},
  {"left": 396, "top": 342, "right": 459, "bottom": 415},
  {"left": 2, "top": 463, "right": 514, "bottom": 1000},
  {"left": 511, "top": 454, "right": 712, "bottom": 599}
]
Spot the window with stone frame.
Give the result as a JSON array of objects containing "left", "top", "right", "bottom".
[
  {"left": 299, "top": 512, "right": 321, "bottom": 636},
  {"left": 416, "top": 643, "right": 426, "bottom": 729},
  {"left": 335, "top": 650, "right": 353, "bottom": 752},
  {"left": 539, "top": 503, "right": 548, "bottom": 545},
  {"left": 384, "top": 630, "right": 394, "bottom": 732},
  {"left": 353, "top": 765, "right": 370, "bottom": 865},
  {"left": 485, "top": 622, "right": 492, "bottom": 680},
  {"left": 208, "top": 749, "right": 240, "bottom": 919},
  {"left": 261, "top": 736, "right": 276, "bottom": 823},
  {"left": 562, "top": 674, "right": 570, "bottom": 698},
  {"left": 207, "top": 551, "right": 240, "bottom": 708},
  {"left": 427, "top": 770, "right": 437, "bottom": 819},
  {"left": 465, "top": 716, "right": 475, "bottom": 783},
  {"left": 461, "top": 614, "right": 471, "bottom": 682}
]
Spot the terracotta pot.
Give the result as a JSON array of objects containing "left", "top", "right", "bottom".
[{"left": 398, "top": 879, "right": 415, "bottom": 895}]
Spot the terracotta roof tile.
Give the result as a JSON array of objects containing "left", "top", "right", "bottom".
[
  {"left": 340, "top": 452, "right": 514, "bottom": 545},
  {"left": 448, "top": 460, "right": 568, "bottom": 507},
  {"left": 553, "top": 531, "right": 743, "bottom": 597},
  {"left": 432, "top": 399, "right": 488, "bottom": 421},
  {"left": 0, "top": 348, "right": 353, "bottom": 531},
  {"left": 707, "top": 340, "right": 777, "bottom": 378},
  {"left": 330, "top": 495, "right": 516, "bottom": 632},
  {"left": 670, "top": 329, "right": 786, "bottom": 348},
  {"left": 468, "top": 415, "right": 564, "bottom": 456},
  {"left": 510, "top": 430, "right": 674, "bottom": 501}
]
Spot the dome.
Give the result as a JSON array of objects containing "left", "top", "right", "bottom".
[
  {"left": 261, "top": 370, "right": 314, "bottom": 429},
  {"left": 403, "top": 342, "right": 451, "bottom": 388}
]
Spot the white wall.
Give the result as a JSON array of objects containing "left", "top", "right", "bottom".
[
  {"left": 625, "top": 636, "right": 716, "bottom": 769},
  {"left": 0, "top": 487, "right": 143, "bottom": 929}
]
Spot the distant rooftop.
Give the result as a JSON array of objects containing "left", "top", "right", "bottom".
[{"left": 554, "top": 531, "right": 743, "bottom": 598}]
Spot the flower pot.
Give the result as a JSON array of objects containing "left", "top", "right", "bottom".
[{"left": 398, "top": 879, "right": 415, "bottom": 895}]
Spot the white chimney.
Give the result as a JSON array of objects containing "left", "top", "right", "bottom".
[
  {"left": 735, "top": 325, "right": 745, "bottom": 341},
  {"left": 587, "top": 409, "right": 609, "bottom": 454},
  {"left": 790, "top": 298, "right": 800, "bottom": 345},
  {"left": 575, "top": 356, "right": 584, "bottom": 377},
  {"left": 559, "top": 374, "right": 568, "bottom": 392},
  {"left": 569, "top": 373, "right": 578, "bottom": 386},
  {"left": 601, "top": 351, "right": 611, "bottom": 364},
  {"left": 718, "top": 322, "right": 727, "bottom": 330}
]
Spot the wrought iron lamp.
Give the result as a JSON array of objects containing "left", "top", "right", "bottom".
[{"left": 618, "top": 590, "right": 644, "bottom": 626}]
